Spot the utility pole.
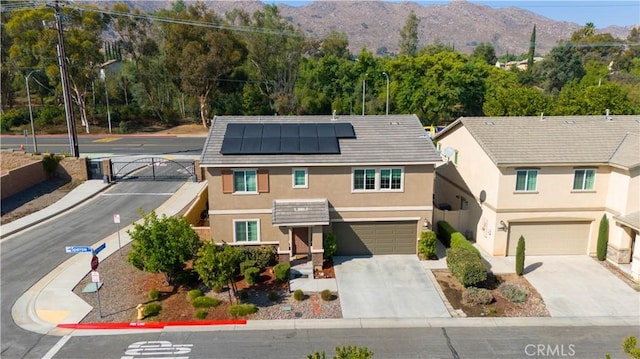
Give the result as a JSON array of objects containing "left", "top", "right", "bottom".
[
  {"left": 53, "top": 0, "right": 79, "bottom": 157},
  {"left": 25, "top": 70, "right": 40, "bottom": 153}
]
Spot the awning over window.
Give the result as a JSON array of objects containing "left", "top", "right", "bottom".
[{"left": 272, "top": 199, "right": 329, "bottom": 226}]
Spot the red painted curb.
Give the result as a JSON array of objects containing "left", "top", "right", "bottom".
[{"left": 57, "top": 320, "right": 246, "bottom": 330}]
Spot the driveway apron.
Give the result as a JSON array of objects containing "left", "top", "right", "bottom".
[
  {"left": 521, "top": 256, "right": 640, "bottom": 317},
  {"left": 334, "top": 255, "right": 450, "bottom": 318}
]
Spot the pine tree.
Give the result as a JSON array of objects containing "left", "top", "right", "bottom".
[
  {"left": 515, "top": 235, "right": 525, "bottom": 276},
  {"left": 399, "top": 10, "right": 420, "bottom": 56},
  {"left": 527, "top": 24, "right": 536, "bottom": 70}
]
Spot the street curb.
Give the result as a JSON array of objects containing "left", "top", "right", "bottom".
[{"left": 57, "top": 320, "right": 246, "bottom": 330}]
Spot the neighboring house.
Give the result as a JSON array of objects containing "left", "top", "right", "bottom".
[
  {"left": 200, "top": 115, "right": 441, "bottom": 270},
  {"left": 434, "top": 114, "right": 640, "bottom": 280}
]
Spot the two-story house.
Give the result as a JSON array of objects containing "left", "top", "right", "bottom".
[
  {"left": 200, "top": 115, "right": 441, "bottom": 270},
  {"left": 434, "top": 115, "right": 640, "bottom": 280}
]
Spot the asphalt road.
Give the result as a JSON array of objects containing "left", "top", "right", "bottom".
[
  {"left": 47, "top": 326, "right": 639, "bottom": 359},
  {"left": 0, "top": 135, "right": 206, "bottom": 156},
  {"left": 0, "top": 180, "right": 185, "bottom": 359}
]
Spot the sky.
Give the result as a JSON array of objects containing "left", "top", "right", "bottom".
[{"left": 263, "top": 1, "right": 640, "bottom": 28}]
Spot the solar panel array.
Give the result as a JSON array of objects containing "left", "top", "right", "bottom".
[{"left": 220, "top": 123, "right": 356, "bottom": 155}]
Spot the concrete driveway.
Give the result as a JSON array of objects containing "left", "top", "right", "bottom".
[
  {"left": 333, "top": 255, "right": 450, "bottom": 319},
  {"left": 490, "top": 255, "right": 640, "bottom": 317}
]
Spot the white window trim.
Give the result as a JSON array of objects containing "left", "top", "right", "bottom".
[
  {"left": 572, "top": 169, "right": 596, "bottom": 191},
  {"left": 292, "top": 167, "right": 308, "bottom": 188},
  {"left": 515, "top": 169, "right": 538, "bottom": 192},
  {"left": 352, "top": 167, "right": 404, "bottom": 193},
  {"left": 233, "top": 169, "right": 258, "bottom": 194},
  {"left": 379, "top": 167, "right": 404, "bottom": 192},
  {"left": 233, "top": 219, "right": 261, "bottom": 243}
]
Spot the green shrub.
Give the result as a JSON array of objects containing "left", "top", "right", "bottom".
[
  {"left": 212, "top": 284, "right": 224, "bottom": 293},
  {"left": 187, "top": 289, "right": 204, "bottom": 301},
  {"left": 42, "top": 153, "right": 62, "bottom": 177},
  {"left": 418, "top": 230, "right": 438, "bottom": 259},
  {"left": 451, "top": 232, "right": 481, "bottom": 257},
  {"left": 334, "top": 346, "right": 374, "bottom": 359},
  {"left": 239, "top": 290, "right": 249, "bottom": 300},
  {"left": 229, "top": 304, "right": 257, "bottom": 318},
  {"left": 0, "top": 108, "right": 29, "bottom": 132},
  {"left": 195, "top": 309, "right": 208, "bottom": 319},
  {"left": 323, "top": 232, "right": 337, "bottom": 259},
  {"left": 267, "top": 290, "right": 279, "bottom": 302},
  {"left": 437, "top": 220, "right": 457, "bottom": 247},
  {"left": 274, "top": 263, "right": 291, "bottom": 282},
  {"left": 148, "top": 289, "right": 160, "bottom": 301},
  {"left": 144, "top": 302, "right": 162, "bottom": 317},
  {"left": 192, "top": 296, "right": 221, "bottom": 308},
  {"left": 622, "top": 336, "right": 640, "bottom": 358},
  {"left": 462, "top": 287, "right": 494, "bottom": 305},
  {"left": 240, "top": 260, "right": 257, "bottom": 274},
  {"left": 499, "top": 283, "right": 529, "bottom": 303},
  {"left": 515, "top": 235, "right": 526, "bottom": 276},
  {"left": 597, "top": 214, "right": 609, "bottom": 261},
  {"left": 320, "top": 289, "right": 333, "bottom": 301},
  {"left": 119, "top": 120, "right": 130, "bottom": 134},
  {"left": 244, "top": 267, "right": 260, "bottom": 285},
  {"left": 293, "top": 289, "right": 305, "bottom": 301},
  {"left": 240, "top": 246, "right": 276, "bottom": 269},
  {"left": 446, "top": 247, "right": 487, "bottom": 287},
  {"left": 36, "top": 105, "right": 64, "bottom": 126}
]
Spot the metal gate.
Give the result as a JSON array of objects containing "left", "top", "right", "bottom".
[{"left": 111, "top": 157, "right": 195, "bottom": 181}]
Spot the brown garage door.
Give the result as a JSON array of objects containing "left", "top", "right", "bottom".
[
  {"left": 333, "top": 221, "right": 417, "bottom": 255},
  {"left": 507, "top": 221, "right": 591, "bottom": 255}
]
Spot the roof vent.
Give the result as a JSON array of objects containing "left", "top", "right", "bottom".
[
  {"left": 565, "top": 120, "right": 576, "bottom": 124},
  {"left": 540, "top": 112, "right": 545, "bottom": 121},
  {"left": 484, "top": 121, "right": 495, "bottom": 125},
  {"left": 605, "top": 109, "right": 613, "bottom": 121},
  {"left": 389, "top": 121, "right": 400, "bottom": 125},
  {"left": 331, "top": 110, "right": 337, "bottom": 121}
]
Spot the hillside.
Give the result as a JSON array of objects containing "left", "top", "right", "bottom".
[{"left": 94, "top": 0, "right": 636, "bottom": 56}]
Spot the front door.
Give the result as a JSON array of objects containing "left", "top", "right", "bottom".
[{"left": 292, "top": 227, "right": 309, "bottom": 256}]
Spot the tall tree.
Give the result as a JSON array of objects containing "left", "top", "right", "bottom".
[
  {"left": 471, "top": 42, "right": 497, "bottom": 65},
  {"left": 527, "top": 24, "right": 536, "bottom": 70},
  {"left": 398, "top": 10, "right": 419, "bottom": 57},
  {"left": 535, "top": 43, "right": 585, "bottom": 94},
  {"left": 163, "top": 3, "right": 246, "bottom": 128},
  {"left": 193, "top": 243, "right": 242, "bottom": 303}
]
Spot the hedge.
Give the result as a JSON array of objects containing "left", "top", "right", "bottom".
[
  {"left": 450, "top": 232, "right": 481, "bottom": 258},
  {"left": 446, "top": 247, "right": 487, "bottom": 287},
  {"left": 243, "top": 266, "right": 260, "bottom": 285},
  {"left": 437, "top": 221, "right": 457, "bottom": 247}
]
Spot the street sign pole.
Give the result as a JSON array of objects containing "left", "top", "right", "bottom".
[
  {"left": 114, "top": 214, "right": 122, "bottom": 255},
  {"left": 91, "top": 271, "right": 102, "bottom": 318}
]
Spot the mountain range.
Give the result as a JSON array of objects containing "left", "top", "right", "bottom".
[{"left": 98, "top": 0, "right": 636, "bottom": 56}]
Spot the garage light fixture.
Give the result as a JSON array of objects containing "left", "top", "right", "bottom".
[{"left": 498, "top": 220, "right": 508, "bottom": 232}]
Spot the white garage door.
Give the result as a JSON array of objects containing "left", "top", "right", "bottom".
[
  {"left": 333, "top": 221, "right": 417, "bottom": 255},
  {"left": 507, "top": 221, "right": 591, "bottom": 255}
]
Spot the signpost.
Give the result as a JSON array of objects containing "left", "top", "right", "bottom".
[
  {"left": 113, "top": 214, "right": 122, "bottom": 255},
  {"left": 91, "top": 270, "right": 103, "bottom": 318}
]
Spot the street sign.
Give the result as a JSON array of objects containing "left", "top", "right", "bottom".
[
  {"left": 91, "top": 255, "right": 99, "bottom": 271},
  {"left": 93, "top": 243, "right": 106, "bottom": 255},
  {"left": 65, "top": 246, "right": 92, "bottom": 253},
  {"left": 113, "top": 214, "right": 120, "bottom": 224},
  {"left": 91, "top": 271, "right": 100, "bottom": 283}
]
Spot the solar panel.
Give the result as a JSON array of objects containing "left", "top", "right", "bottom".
[
  {"left": 281, "top": 137, "right": 300, "bottom": 153},
  {"left": 262, "top": 123, "right": 281, "bottom": 138},
  {"left": 334, "top": 123, "right": 356, "bottom": 138},
  {"left": 300, "top": 137, "right": 319, "bottom": 153},
  {"left": 261, "top": 137, "right": 280, "bottom": 153},
  {"left": 243, "top": 124, "right": 262, "bottom": 138},
  {"left": 220, "top": 122, "right": 355, "bottom": 155},
  {"left": 318, "top": 137, "right": 339, "bottom": 153},
  {"left": 317, "top": 123, "right": 336, "bottom": 138},
  {"left": 225, "top": 123, "right": 245, "bottom": 138},
  {"left": 241, "top": 137, "right": 262, "bottom": 153}
]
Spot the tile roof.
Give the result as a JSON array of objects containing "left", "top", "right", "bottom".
[
  {"left": 436, "top": 115, "right": 640, "bottom": 169},
  {"left": 614, "top": 211, "right": 640, "bottom": 231},
  {"left": 272, "top": 199, "right": 330, "bottom": 226},
  {"left": 200, "top": 115, "right": 441, "bottom": 167}
]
